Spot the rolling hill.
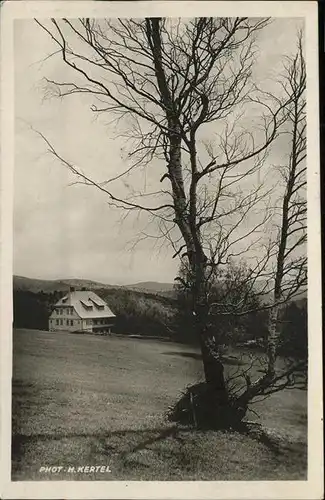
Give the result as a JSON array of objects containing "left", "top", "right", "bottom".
[
  {"left": 13, "top": 276, "right": 175, "bottom": 296},
  {"left": 126, "top": 281, "right": 175, "bottom": 294},
  {"left": 13, "top": 275, "right": 115, "bottom": 293},
  {"left": 13, "top": 275, "right": 306, "bottom": 304}
]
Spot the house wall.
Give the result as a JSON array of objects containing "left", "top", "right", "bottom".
[
  {"left": 49, "top": 305, "right": 82, "bottom": 332},
  {"left": 81, "top": 319, "right": 93, "bottom": 332},
  {"left": 92, "top": 317, "right": 115, "bottom": 334},
  {"left": 49, "top": 305, "right": 114, "bottom": 334},
  {"left": 81, "top": 318, "right": 115, "bottom": 333}
]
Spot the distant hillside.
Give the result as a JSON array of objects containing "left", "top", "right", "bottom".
[
  {"left": 13, "top": 275, "right": 175, "bottom": 295},
  {"left": 126, "top": 281, "right": 175, "bottom": 294},
  {"left": 13, "top": 275, "right": 115, "bottom": 293},
  {"left": 58, "top": 278, "right": 115, "bottom": 290},
  {"left": 13, "top": 275, "right": 306, "bottom": 304},
  {"left": 13, "top": 276, "right": 67, "bottom": 293}
]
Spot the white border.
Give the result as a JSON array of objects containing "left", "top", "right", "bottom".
[{"left": 0, "top": 2, "right": 323, "bottom": 499}]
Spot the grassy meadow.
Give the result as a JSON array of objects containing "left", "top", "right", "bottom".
[{"left": 12, "top": 329, "right": 307, "bottom": 481}]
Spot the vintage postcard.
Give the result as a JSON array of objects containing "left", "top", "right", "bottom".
[{"left": 0, "top": 1, "right": 323, "bottom": 499}]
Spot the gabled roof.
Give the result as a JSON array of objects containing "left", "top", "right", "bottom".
[{"left": 53, "top": 290, "right": 116, "bottom": 319}]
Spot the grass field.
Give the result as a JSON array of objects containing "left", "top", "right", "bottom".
[{"left": 12, "top": 328, "right": 307, "bottom": 481}]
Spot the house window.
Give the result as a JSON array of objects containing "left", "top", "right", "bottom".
[
  {"left": 70, "top": 320, "right": 74, "bottom": 326},
  {"left": 56, "top": 319, "right": 59, "bottom": 325},
  {"left": 60, "top": 319, "right": 63, "bottom": 325}
]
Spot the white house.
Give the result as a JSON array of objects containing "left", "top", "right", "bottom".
[{"left": 49, "top": 288, "right": 116, "bottom": 334}]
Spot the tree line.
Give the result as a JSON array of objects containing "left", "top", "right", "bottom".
[{"left": 13, "top": 284, "right": 307, "bottom": 361}]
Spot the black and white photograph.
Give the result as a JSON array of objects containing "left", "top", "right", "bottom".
[{"left": 0, "top": 1, "right": 323, "bottom": 499}]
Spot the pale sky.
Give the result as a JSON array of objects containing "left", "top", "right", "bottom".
[{"left": 14, "top": 17, "right": 304, "bottom": 285}]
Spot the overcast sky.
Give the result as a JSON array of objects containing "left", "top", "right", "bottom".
[{"left": 14, "top": 17, "right": 304, "bottom": 285}]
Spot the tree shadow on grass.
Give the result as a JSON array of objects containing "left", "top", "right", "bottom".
[
  {"left": 162, "top": 351, "right": 245, "bottom": 365},
  {"left": 12, "top": 426, "right": 182, "bottom": 449},
  {"left": 162, "top": 351, "right": 202, "bottom": 360},
  {"left": 26, "top": 423, "right": 294, "bottom": 460},
  {"left": 237, "top": 422, "right": 285, "bottom": 456},
  {"left": 129, "top": 426, "right": 179, "bottom": 453},
  {"left": 11, "top": 425, "right": 187, "bottom": 476},
  {"left": 12, "top": 421, "right": 306, "bottom": 481}
]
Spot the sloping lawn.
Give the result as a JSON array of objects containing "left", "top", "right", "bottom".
[{"left": 12, "top": 329, "right": 307, "bottom": 481}]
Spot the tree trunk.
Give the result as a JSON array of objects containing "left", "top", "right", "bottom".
[
  {"left": 199, "top": 332, "right": 228, "bottom": 405},
  {"left": 267, "top": 305, "right": 280, "bottom": 377},
  {"left": 196, "top": 324, "right": 230, "bottom": 427},
  {"left": 191, "top": 260, "right": 229, "bottom": 427}
]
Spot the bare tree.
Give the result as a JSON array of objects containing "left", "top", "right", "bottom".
[
  {"left": 35, "top": 17, "right": 304, "bottom": 425},
  {"left": 233, "top": 34, "right": 307, "bottom": 410},
  {"left": 193, "top": 35, "right": 307, "bottom": 418}
]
